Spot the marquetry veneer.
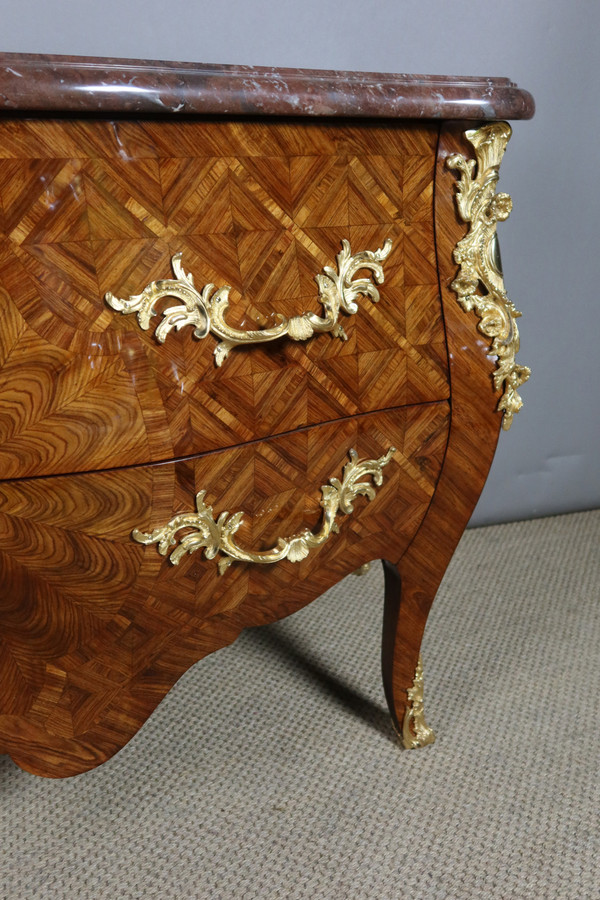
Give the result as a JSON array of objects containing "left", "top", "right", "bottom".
[
  {"left": 0, "top": 116, "right": 447, "bottom": 478},
  {"left": 0, "top": 55, "right": 534, "bottom": 777}
]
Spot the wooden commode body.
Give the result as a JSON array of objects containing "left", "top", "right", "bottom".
[{"left": 0, "top": 55, "right": 534, "bottom": 777}]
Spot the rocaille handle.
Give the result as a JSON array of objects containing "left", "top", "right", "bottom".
[
  {"left": 105, "top": 239, "right": 392, "bottom": 367},
  {"left": 133, "top": 446, "right": 396, "bottom": 575}
]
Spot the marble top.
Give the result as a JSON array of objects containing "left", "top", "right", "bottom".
[{"left": 0, "top": 53, "right": 535, "bottom": 120}]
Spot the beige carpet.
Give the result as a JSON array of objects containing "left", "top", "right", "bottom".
[{"left": 1, "top": 510, "right": 599, "bottom": 899}]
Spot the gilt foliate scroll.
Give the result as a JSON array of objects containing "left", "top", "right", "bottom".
[
  {"left": 106, "top": 240, "right": 392, "bottom": 367},
  {"left": 447, "top": 123, "right": 530, "bottom": 430},
  {"left": 133, "top": 447, "right": 395, "bottom": 574},
  {"left": 402, "top": 655, "right": 436, "bottom": 749}
]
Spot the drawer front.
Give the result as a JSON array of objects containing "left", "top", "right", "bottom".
[
  {"left": 0, "top": 118, "right": 449, "bottom": 479},
  {"left": 0, "top": 401, "right": 448, "bottom": 776}
]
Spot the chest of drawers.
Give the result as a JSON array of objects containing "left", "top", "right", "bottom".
[{"left": 0, "top": 55, "right": 533, "bottom": 777}]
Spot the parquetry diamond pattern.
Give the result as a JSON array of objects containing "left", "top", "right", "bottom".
[{"left": 0, "top": 118, "right": 448, "bottom": 478}]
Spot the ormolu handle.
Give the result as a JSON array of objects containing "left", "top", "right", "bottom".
[
  {"left": 105, "top": 240, "right": 392, "bottom": 367},
  {"left": 133, "top": 446, "right": 396, "bottom": 574}
]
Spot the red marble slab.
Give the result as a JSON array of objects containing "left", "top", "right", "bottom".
[{"left": 0, "top": 53, "right": 534, "bottom": 120}]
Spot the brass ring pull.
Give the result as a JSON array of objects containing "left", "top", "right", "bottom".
[
  {"left": 133, "top": 447, "right": 396, "bottom": 574},
  {"left": 105, "top": 240, "right": 392, "bottom": 366}
]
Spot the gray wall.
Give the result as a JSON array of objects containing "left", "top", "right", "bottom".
[{"left": 2, "top": 0, "right": 599, "bottom": 525}]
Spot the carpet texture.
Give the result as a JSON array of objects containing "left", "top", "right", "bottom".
[{"left": 1, "top": 510, "right": 599, "bottom": 899}]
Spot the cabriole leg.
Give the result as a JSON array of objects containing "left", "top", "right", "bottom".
[{"left": 381, "top": 559, "right": 436, "bottom": 749}]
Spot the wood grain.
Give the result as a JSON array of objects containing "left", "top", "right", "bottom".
[
  {"left": 0, "top": 402, "right": 449, "bottom": 777},
  {"left": 0, "top": 103, "right": 524, "bottom": 776},
  {"left": 381, "top": 123, "right": 504, "bottom": 740},
  {"left": 0, "top": 118, "right": 448, "bottom": 479}
]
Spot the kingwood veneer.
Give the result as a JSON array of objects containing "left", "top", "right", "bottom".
[{"left": 0, "top": 55, "right": 534, "bottom": 777}]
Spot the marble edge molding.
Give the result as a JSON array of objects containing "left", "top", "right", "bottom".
[{"left": 0, "top": 52, "right": 535, "bottom": 120}]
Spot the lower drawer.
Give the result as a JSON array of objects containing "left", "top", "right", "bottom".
[{"left": 0, "top": 401, "right": 449, "bottom": 776}]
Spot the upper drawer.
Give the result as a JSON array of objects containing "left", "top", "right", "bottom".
[{"left": 0, "top": 118, "right": 449, "bottom": 479}]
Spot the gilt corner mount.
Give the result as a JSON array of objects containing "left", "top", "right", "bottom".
[{"left": 447, "top": 122, "right": 530, "bottom": 430}]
